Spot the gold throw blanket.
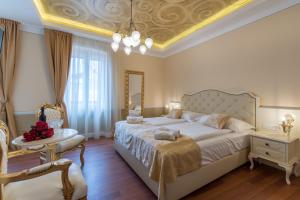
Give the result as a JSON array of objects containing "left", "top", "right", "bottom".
[{"left": 149, "top": 136, "right": 201, "bottom": 200}]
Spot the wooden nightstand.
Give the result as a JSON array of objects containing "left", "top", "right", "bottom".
[{"left": 248, "top": 131, "right": 299, "bottom": 185}]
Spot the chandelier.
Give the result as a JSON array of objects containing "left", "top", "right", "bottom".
[{"left": 111, "top": 0, "right": 153, "bottom": 55}]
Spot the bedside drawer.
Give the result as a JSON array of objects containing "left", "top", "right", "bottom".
[
  {"left": 253, "top": 147, "right": 286, "bottom": 162},
  {"left": 253, "top": 137, "right": 285, "bottom": 153}
]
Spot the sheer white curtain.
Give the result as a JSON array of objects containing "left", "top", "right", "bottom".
[{"left": 64, "top": 36, "right": 119, "bottom": 139}]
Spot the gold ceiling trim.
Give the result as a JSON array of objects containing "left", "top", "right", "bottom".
[{"left": 33, "top": 0, "right": 252, "bottom": 50}]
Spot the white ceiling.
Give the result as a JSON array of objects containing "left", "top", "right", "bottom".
[
  {"left": 0, "top": 0, "right": 41, "bottom": 25},
  {"left": 0, "top": 0, "right": 299, "bottom": 57}
]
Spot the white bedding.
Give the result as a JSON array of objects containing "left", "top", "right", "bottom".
[
  {"left": 143, "top": 117, "right": 186, "bottom": 126},
  {"left": 164, "top": 122, "right": 232, "bottom": 141},
  {"left": 115, "top": 119, "right": 252, "bottom": 168},
  {"left": 163, "top": 121, "right": 251, "bottom": 165},
  {"left": 198, "top": 132, "right": 251, "bottom": 165}
]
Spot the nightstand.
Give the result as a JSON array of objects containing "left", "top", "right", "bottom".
[{"left": 248, "top": 131, "right": 299, "bottom": 185}]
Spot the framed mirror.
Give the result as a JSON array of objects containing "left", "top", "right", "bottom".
[{"left": 125, "top": 70, "right": 144, "bottom": 117}]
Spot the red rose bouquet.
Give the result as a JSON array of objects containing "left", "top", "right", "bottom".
[{"left": 23, "top": 121, "right": 54, "bottom": 142}]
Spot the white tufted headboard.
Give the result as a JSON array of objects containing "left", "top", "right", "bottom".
[{"left": 181, "top": 90, "right": 259, "bottom": 127}]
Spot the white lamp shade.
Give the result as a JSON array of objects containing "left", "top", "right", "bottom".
[
  {"left": 111, "top": 42, "right": 119, "bottom": 52},
  {"left": 124, "top": 46, "right": 132, "bottom": 55},
  {"left": 112, "top": 32, "right": 121, "bottom": 43},
  {"left": 123, "top": 36, "right": 132, "bottom": 47},
  {"left": 139, "top": 45, "right": 147, "bottom": 54},
  {"left": 145, "top": 37, "right": 153, "bottom": 49},
  {"left": 132, "top": 39, "right": 140, "bottom": 47},
  {"left": 131, "top": 31, "right": 140, "bottom": 41}
]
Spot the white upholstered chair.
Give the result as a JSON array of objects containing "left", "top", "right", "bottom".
[
  {"left": 37, "top": 104, "right": 85, "bottom": 167},
  {"left": 0, "top": 120, "right": 87, "bottom": 200}
]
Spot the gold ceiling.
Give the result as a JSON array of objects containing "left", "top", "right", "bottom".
[{"left": 34, "top": 0, "right": 252, "bottom": 49}]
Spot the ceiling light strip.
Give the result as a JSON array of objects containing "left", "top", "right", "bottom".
[
  {"left": 156, "top": 0, "right": 253, "bottom": 49},
  {"left": 33, "top": 0, "right": 252, "bottom": 50},
  {"left": 33, "top": 0, "right": 113, "bottom": 36}
]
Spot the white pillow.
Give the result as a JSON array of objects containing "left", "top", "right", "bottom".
[
  {"left": 225, "top": 118, "right": 255, "bottom": 132},
  {"left": 202, "top": 114, "right": 230, "bottom": 129},
  {"left": 181, "top": 111, "right": 204, "bottom": 122},
  {"left": 196, "top": 114, "right": 210, "bottom": 124}
]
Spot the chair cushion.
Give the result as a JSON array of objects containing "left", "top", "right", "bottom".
[
  {"left": 4, "top": 160, "right": 87, "bottom": 200},
  {"left": 0, "top": 129, "right": 7, "bottom": 174},
  {"left": 44, "top": 108, "right": 62, "bottom": 122},
  {"left": 56, "top": 135, "right": 85, "bottom": 153}
]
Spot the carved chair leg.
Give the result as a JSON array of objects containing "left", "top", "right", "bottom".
[
  {"left": 79, "top": 143, "right": 86, "bottom": 168},
  {"left": 54, "top": 142, "right": 85, "bottom": 167}
]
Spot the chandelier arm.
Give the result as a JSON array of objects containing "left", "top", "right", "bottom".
[
  {"left": 129, "top": 0, "right": 137, "bottom": 32},
  {"left": 129, "top": 0, "right": 133, "bottom": 32},
  {"left": 131, "top": 0, "right": 133, "bottom": 22},
  {"left": 112, "top": 0, "right": 152, "bottom": 54}
]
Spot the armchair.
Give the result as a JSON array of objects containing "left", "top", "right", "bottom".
[
  {"left": 0, "top": 120, "right": 87, "bottom": 200},
  {"left": 37, "top": 104, "right": 85, "bottom": 167}
]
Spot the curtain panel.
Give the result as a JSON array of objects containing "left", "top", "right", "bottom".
[
  {"left": 64, "top": 36, "right": 119, "bottom": 138},
  {"left": 0, "top": 27, "right": 4, "bottom": 51},
  {"left": 44, "top": 29, "right": 72, "bottom": 128},
  {"left": 0, "top": 18, "right": 20, "bottom": 144}
]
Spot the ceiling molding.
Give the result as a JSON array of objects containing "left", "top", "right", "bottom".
[
  {"left": 18, "top": 0, "right": 300, "bottom": 58},
  {"left": 34, "top": 0, "right": 253, "bottom": 49},
  {"left": 20, "top": 21, "right": 164, "bottom": 58},
  {"left": 161, "top": 0, "right": 300, "bottom": 57},
  {"left": 20, "top": 23, "right": 44, "bottom": 35}
]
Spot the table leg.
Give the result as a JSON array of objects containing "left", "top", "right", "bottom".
[
  {"left": 284, "top": 166, "right": 293, "bottom": 185},
  {"left": 248, "top": 153, "right": 255, "bottom": 170},
  {"left": 46, "top": 143, "right": 58, "bottom": 162},
  {"left": 279, "top": 164, "right": 293, "bottom": 185}
]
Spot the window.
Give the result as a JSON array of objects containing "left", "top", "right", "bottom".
[{"left": 64, "top": 37, "right": 118, "bottom": 138}]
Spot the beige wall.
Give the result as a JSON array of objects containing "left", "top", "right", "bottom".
[
  {"left": 13, "top": 31, "right": 55, "bottom": 113},
  {"left": 163, "top": 5, "right": 300, "bottom": 108},
  {"left": 12, "top": 31, "right": 164, "bottom": 134},
  {"left": 116, "top": 52, "right": 164, "bottom": 109},
  {"left": 163, "top": 5, "right": 300, "bottom": 132},
  {"left": 12, "top": 31, "right": 165, "bottom": 113},
  {"left": 12, "top": 5, "right": 300, "bottom": 134}
]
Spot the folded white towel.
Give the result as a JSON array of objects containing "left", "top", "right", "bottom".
[
  {"left": 154, "top": 127, "right": 181, "bottom": 141},
  {"left": 154, "top": 132, "right": 176, "bottom": 141},
  {"left": 129, "top": 110, "right": 141, "bottom": 116},
  {"left": 127, "top": 116, "right": 143, "bottom": 124},
  {"left": 155, "top": 127, "right": 181, "bottom": 137}
]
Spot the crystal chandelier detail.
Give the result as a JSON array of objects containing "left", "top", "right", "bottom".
[{"left": 111, "top": 0, "right": 153, "bottom": 55}]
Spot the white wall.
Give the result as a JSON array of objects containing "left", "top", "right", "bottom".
[
  {"left": 13, "top": 31, "right": 165, "bottom": 113},
  {"left": 163, "top": 4, "right": 300, "bottom": 133},
  {"left": 116, "top": 52, "right": 164, "bottom": 109},
  {"left": 13, "top": 31, "right": 55, "bottom": 113},
  {"left": 12, "top": 5, "right": 300, "bottom": 136}
]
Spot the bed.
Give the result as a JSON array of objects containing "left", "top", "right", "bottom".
[{"left": 114, "top": 89, "right": 259, "bottom": 200}]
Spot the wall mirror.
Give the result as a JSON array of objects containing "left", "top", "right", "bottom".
[{"left": 125, "top": 70, "right": 144, "bottom": 116}]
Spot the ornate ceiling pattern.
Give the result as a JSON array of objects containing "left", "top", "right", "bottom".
[{"left": 36, "top": 0, "right": 252, "bottom": 49}]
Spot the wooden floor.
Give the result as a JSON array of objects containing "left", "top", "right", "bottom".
[{"left": 8, "top": 139, "right": 300, "bottom": 200}]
